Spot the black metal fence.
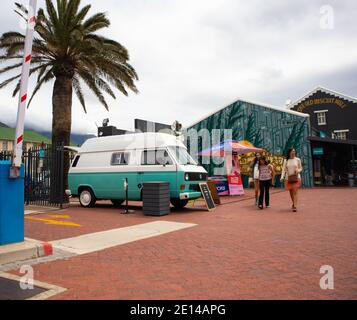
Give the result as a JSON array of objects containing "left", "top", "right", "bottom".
[{"left": 0, "top": 144, "right": 74, "bottom": 208}]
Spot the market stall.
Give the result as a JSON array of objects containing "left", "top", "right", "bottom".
[{"left": 197, "top": 140, "right": 263, "bottom": 196}]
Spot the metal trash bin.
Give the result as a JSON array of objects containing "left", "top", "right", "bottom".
[{"left": 143, "top": 182, "right": 170, "bottom": 216}]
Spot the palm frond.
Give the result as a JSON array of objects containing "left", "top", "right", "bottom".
[
  {"left": 83, "top": 13, "right": 110, "bottom": 33},
  {"left": 27, "top": 67, "right": 54, "bottom": 108},
  {"left": 0, "top": 62, "right": 23, "bottom": 74},
  {"left": 77, "top": 68, "right": 109, "bottom": 110},
  {"left": 0, "top": 73, "right": 22, "bottom": 90},
  {"left": 0, "top": 0, "right": 138, "bottom": 114},
  {"left": 10, "top": 64, "right": 50, "bottom": 97},
  {"left": 72, "top": 75, "right": 86, "bottom": 113}
]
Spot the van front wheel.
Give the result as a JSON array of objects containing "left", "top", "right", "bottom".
[
  {"left": 79, "top": 188, "right": 96, "bottom": 208},
  {"left": 170, "top": 199, "right": 189, "bottom": 209}
]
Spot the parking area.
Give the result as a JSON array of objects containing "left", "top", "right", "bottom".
[
  {"left": 4, "top": 188, "right": 357, "bottom": 300},
  {"left": 24, "top": 188, "right": 265, "bottom": 242}
]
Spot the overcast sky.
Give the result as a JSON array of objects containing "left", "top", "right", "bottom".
[{"left": 0, "top": 0, "right": 356, "bottom": 134}]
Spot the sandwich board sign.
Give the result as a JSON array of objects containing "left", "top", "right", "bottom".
[
  {"left": 207, "top": 180, "right": 221, "bottom": 205},
  {"left": 199, "top": 183, "right": 216, "bottom": 211}
]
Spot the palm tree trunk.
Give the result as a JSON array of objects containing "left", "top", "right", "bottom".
[{"left": 51, "top": 76, "right": 72, "bottom": 204}]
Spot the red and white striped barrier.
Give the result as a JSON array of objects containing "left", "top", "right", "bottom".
[{"left": 12, "top": 0, "right": 37, "bottom": 169}]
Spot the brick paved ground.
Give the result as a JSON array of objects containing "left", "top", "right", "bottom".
[{"left": 12, "top": 188, "right": 357, "bottom": 299}]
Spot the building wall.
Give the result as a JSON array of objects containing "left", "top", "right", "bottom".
[
  {"left": 0, "top": 139, "right": 44, "bottom": 152},
  {"left": 0, "top": 139, "right": 13, "bottom": 151},
  {"left": 187, "top": 100, "right": 313, "bottom": 187},
  {"left": 292, "top": 90, "right": 357, "bottom": 140}
]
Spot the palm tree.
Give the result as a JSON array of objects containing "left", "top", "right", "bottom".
[{"left": 0, "top": 0, "right": 138, "bottom": 199}]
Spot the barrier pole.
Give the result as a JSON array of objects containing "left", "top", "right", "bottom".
[{"left": 11, "top": 0, "right": 38, "bottom": 177}]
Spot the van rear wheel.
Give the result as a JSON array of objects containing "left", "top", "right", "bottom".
[
  {"left": 79, "top": 188, "right": 96, "bottom": 208},
  {"left": 111, "top": 199, "right": 124, "bottom": 207},
  {"left": 170, "top": 199, "right": 189, "bottom": 209}
]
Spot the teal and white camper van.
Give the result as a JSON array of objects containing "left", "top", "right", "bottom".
[{"left": 68, "top": 132, "right": 207, "bottom": 208}]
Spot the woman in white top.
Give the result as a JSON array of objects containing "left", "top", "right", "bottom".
[{"left": 281, "top": 148, "right": 303, "bottom": 212}]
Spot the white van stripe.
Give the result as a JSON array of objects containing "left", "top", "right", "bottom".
[{"left": 50, "top": 221, "right": 196, "bottom": 255}]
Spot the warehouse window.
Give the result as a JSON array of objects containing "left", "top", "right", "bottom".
[
  {"left": 314, "top": 110, "right": 327, "bottom": 126},
  {"left": 334, "top": 130, "right": 349, "bottom": 140}
]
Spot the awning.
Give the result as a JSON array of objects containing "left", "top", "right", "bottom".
[
  {"left": 197, "top": 140, "right": 263, "bottom": 157},
  {"left": 308, "top": 136, "right": 357, "bottom": 146}
]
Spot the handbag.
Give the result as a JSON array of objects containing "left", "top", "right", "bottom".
[{"left": 288, "top": 174, "right": 299, "bottom": 183}]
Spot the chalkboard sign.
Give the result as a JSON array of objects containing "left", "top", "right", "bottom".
[
  {"left": 199, "top": 183, "right": 216, "bottom": 211},
  {"left": 207, "top": 180, "right": 221, "bottom": 205}
]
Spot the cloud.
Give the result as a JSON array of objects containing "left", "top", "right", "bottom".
[{"left": 0, "top": 0, "right": 356, "bottom": 135}]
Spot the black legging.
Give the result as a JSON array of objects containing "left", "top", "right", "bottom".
[{"left": 259, "top": 179, "right": 272, "bottom": 207}]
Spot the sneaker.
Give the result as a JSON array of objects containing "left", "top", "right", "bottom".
[
  {"left": 258, "top": 205, "right": 263, "bottom": 210},
  {"left": 266, "top": 205, "right": 270, "bottom": 208}
]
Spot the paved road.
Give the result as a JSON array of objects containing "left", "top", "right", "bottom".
[{"left": 8, "top": 188, "right": 357, "bottom": 299}]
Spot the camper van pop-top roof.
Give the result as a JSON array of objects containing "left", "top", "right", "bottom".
[{"left": 79, "top": 132, "right": 185, "bottom": 154}]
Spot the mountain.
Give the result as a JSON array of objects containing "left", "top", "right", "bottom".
[
  {"left": 37, "top": 131, "right": 96, "bottom": 146},
  {"left": 0, "top": 121, "right": 96, "bottom": 145}
]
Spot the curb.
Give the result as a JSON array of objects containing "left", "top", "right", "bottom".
[{"left": 0, "top": 240, "right": 53, "bottom": 265}]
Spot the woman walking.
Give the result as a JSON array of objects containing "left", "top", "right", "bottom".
[
  {"left": 249, "top": 153, "right": 260, "bottom": 206},
  {"left": 258, "top": 156, "right": 275, "bottom": 210},
  {"left": 281, "top": 148, "right": 303, "bottom": 212}
]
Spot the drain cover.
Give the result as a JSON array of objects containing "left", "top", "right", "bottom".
[{"left": 0, "top": 277, "right": 47, "bottom": 300}]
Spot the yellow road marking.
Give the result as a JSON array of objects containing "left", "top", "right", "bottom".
[
  {"left": 47, "top": 215, "right": 71, "bottom": 219},
  {"left": 25, "top": 216, "right": 81, "bottom": 227}
]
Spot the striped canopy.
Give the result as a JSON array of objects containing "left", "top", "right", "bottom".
[{"left": 197, "top": 140, "right": 263, "bottom": 157}]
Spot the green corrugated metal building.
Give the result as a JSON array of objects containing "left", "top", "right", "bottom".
[{"left": 186, "top": 98, "right": 313, "bottom": 187}]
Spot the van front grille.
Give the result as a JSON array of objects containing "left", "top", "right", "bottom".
[{"left": 186, "top": 172, "right": 207, "bottom": 181}]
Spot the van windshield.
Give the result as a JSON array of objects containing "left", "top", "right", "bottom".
[{"left": 169, "top": 147, "right": 197, "bottom": 165}]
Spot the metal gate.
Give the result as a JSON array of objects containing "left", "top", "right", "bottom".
[{"left": 0, "top": 144, "right": 72, "bottom": 208}]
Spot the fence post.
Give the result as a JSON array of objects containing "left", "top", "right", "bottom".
[{"left": 26, "top": 149, "right": 30, "bottom": 205}]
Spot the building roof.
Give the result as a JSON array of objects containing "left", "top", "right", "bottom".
[
  {"left": 0, "top": 127, "right": 51, "bottom": 144},
  {"left": 289, "top": 86, "right": 357, "bottom": 109},
  {"left": 186, "top": 96, "right": 309, "bottom": 129}
]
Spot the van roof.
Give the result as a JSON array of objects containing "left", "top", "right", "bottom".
[{"left": 79, "top": 132, "right": 185, "bottom": 153}]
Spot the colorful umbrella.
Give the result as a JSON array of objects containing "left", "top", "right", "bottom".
[{"left": 197, "top": 140, "right": 263, "bottom": 157}]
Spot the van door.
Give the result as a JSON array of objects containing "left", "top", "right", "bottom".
[
  {"left": 104, "top": 150, "right": 139, "bottom": 201},
  {"left": 137, "top": 148, "right": 177, "bottom": 199}
]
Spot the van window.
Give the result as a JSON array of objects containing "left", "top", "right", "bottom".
[
  {"left": 168, "top": 146, "right": 197, "bottom": 165},
  {"left": 141, "top": 149, "right": 173, "bottom": 166},
  {"left": 72, "top": 155, "right": 80, "bottom": 168},
  {"left": 111, "top": 152, "right": 130, "bottom": 166}
]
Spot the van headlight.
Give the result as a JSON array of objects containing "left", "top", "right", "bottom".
[{"left": 184, "top": 173, "right": 189, "bottom": 181}]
